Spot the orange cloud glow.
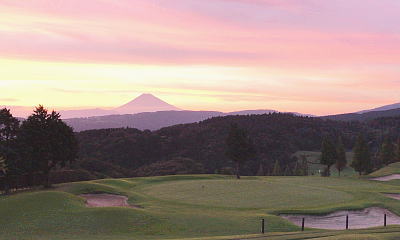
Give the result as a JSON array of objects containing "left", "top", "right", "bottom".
[{"left": 1, "top": 0, "right": 399, "bottom": 115}]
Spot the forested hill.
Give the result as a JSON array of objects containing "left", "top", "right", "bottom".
[
  {"left": 322, "top": 108, "right": 400, "bottom": 122},
  {"left": 75, "top": 113, "right": 370, "bottom": 178}
]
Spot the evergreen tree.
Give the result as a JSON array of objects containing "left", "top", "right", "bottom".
[
  {"left": 226, "top": 123, "right": 255, "bottom": 179},
  {"left": 335, "top": 137, "right": 347, "bottom": 176},
  {"left": 0, "top": 108, "right": 20, "bottom": 176},
  {"left": 272, "top": 160, "right": 281, "bottom": 176},
  {"left": 379, "top": 137, "right": 396, "bottom": 166},
  {"left": 351, "top": 135, "right": 372, "bottom": 175},
  {"left": 0, "top": 156, "right": 6, "bottom": 176},
  {"left": 396, "top": 138, "right": 400, "bottom": 163},
  {"left": 256, "top": 162, "right": 265, "bottom": 176},
  {"left": 283, "top": 165, "right": 291, "bottom": 176},
  {"left": 292, "top": 162, "right": 300, "bottom": 176},
  {"left": 300, "top": 155, "right": 309, "bottom": 176},
  {"left": 320, "top": 137, "right": 337, "bottom": 176},
  {"left": 18, "top": 106, "right": 78, "bottom": 187}
]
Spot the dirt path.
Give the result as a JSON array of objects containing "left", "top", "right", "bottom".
[
  {"left": 371, "top": 174, "right": 400, "bottom": 181},
  {"left": 80, "top": 194, "right": 140, "bottom": 208},
  {"left": 281, "top": 207, "right": 400, "bottom": 230}
]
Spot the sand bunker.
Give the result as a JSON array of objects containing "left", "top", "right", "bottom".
[
  {"left": 281, "top": 207, "right": 400, "bottom": 230},
  {"left": 80, "top": 194, "right": 140, "bottom": 208},
  {"left": 371, "top": 174, "right": 400, "bottom": 181}
]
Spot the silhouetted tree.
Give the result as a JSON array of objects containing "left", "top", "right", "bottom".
[
  {"left": 320, "top": 137, "right": 337, "bottom": 176},
  {"left": 300, "top": 155, "right": 309, "bottom": 176},
  {"left": 380, "top": 137, "right": 396, "bottom": 165},
  {"left": 335, "top": 137, "right": 347, "bottom": 176},
  {"left": 0, "top": 108, "right": 19, "bottom": 174},
  {"left": 256, "top": 162, "right": 265, "bottom": 176},
  {"left": 0, "top": 156, "right": 6, "bottom": 176},
  {"left": 226, "top": 123, "right": 255, "bottom": 179},
  {"left": 0, "top": 108, "right": 20, "bottom": 194},
  {"left": 283, "top": 165, "right": 291, "bottom": 176},
  {"left": 396, "top": 138, "right": 400, "bottom": 163},
  {"left": 18, "top": 106, "right": 78, "bottom": 187},
  {"left": 351, "top": 135, "right": 372, "bottom": 175},
  {"left": 272, "top": 160, "right": 281, "bottom": 176}
]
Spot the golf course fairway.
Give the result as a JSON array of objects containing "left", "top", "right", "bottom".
[{"left": 2, "top": 174, "right": 400, "bottom": 240}]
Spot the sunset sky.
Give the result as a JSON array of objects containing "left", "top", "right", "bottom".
[{"left": 1, "top": 0, "right": 399, "bottom": 115}]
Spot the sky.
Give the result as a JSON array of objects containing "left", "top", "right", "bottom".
[{"left": 1, "top": 0, "right": 399, "bottom": 116}]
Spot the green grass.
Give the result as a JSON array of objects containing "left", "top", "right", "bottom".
[
  {"left": 370, "top": 162, "right": 400, "bottom": 178},
  {"left": 2, "top": 174, "right": 400, "bottom": 239}
]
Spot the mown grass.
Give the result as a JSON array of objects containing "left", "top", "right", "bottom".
[
  {"left": 2, "top": 173, "right": 400, "bottom": 239},
  {"left": 370, "top": 162, "right": 400, "bottom": 178}
]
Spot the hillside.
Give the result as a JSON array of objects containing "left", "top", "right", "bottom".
[
  {"left": 75, "top": 113, "right": 368, "bottom": 178},
  {"left": 359, "top": 102, "right": 400, "bottom": 114},
  {"left": 322, "top": 108, "right": 400, "bottom": 122},
  {"left": 65, "top": 111, "right": 223, "bottom": 131},
  {"left": 65, "top": 110, "right": 315, "bottom": 132}
]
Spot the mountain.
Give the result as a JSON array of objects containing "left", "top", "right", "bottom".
[
  {"left": 64, "top": 111, "right": 223, "bottom": 132},
  {"left": 358, "top": 102, "right": 400, "bottom": 114},
  {"left": 115, "top": 94, "right": 180, "bottom": 114},
  {"left": 322, "top": 108, "right": 400, "bottom": 121},
  {"left": 3, "top": 94, "right": 180, "bottom": 118},
  {"left": 59, "top": 108, "right": 118, "bottom": 119},
  {"left": 64, "top": 109, "right": 315, "bottom": 132}
]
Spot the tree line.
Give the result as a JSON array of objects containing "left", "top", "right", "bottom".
[
  {"left": 3, "top": 108, "right": 400, "bottom": 186},
  {"left": 320, "top": 134, "right": 400, "bottom": 176},
  {"left": 0, "top": 106, "right": 77, "bottom": 193},
  {"left": 77, "top": 113, "right": 364, "bottom": 178}
]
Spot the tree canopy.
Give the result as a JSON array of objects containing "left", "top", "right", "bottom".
[
  {"left": 18, "top": 106, "right": 78, "bottom": 187},
  {"left": 226, "top": 123, "right": 255, "bottom": 179},
  {"left": 351, "top": 135, "right": 372, "bottom": 175}
]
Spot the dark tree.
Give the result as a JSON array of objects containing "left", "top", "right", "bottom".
[
  {"left": 272, "top": 160, "right": 281, "bottom": 176},
  {"left": 18, "top": 106, "right": 78, "bottom": 187},
  {"left": 320, "top": 137, "right": 337, "bottom": 176},
  {"left": 335, "top": 137, "right": 347, "bottom": 176},
  {"left": 0, "top": 156, "right": 6, "bottom": 176},
  {"left": 300, "top": 155, "right": 309, "bottom": 176},
  {"left": 226, "top": 123, "right": 255, "bottom": 179},
  {"left": 0, "top": 108, "right": 20, "bottom": 177},
  {"left": 351, "top": 135, "right": 372, "bottom": 175},
  {"left": 396, "top": 138, "right": 400, "bottom": 163},
  {"left": 380, "top": 137, "right": 396, "bottom": 165}
]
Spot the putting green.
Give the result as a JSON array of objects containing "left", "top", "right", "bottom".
[{"left": 143, "top": 179, "right": 353, "bottom": 209}]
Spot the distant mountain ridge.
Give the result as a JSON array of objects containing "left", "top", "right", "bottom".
[
  {"left": 322, "top": 108, "right": 400, "bottom": 122},
  {"left": 4, "top": 94, "right": 181, "bottom": 118},
  {"left": 358, "top": 102, "right": 400, "bottom": 114},
  {"left": 64, "top": 109, "right": 313, "bottom": 132}
]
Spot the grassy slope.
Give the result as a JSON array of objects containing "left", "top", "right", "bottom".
[
  {"left": 2, "top": 175, "right": 400, "bottom": 239},
  {"left": 370, "top": 162, "right": 400, "bottom": 177}
]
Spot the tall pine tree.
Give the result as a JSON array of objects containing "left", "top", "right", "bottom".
[
  {"left": 379, "top": 137, "right": 396, "bottom": 166},
  {"left": 320, "top": 137, "right": 337, "bottom": 176},
  {"left": 226, "top": 123, "right": 255, "bottom": 179},
  {"left": 351, "top": 135, "right": 372, "bottom": 175},
  {"left": 272, "top": 160, "right": 281, "bottom": 176},
  {"left": 18, "top": 106, "right": 78, "bottom": 187},
  {"left": 335, "top": 137, "right": 347, "bottom": 176},
  {"left": 396, "top": 138, "right": 400, "bottom": 163}
]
